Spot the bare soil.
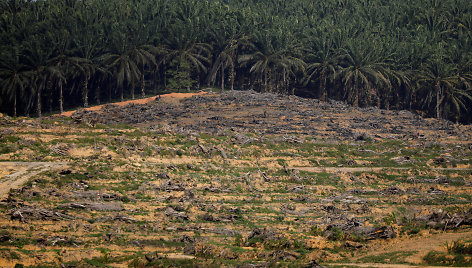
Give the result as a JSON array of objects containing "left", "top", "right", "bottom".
[{"left": 60, "top": 91, "right": 207, "bottom": 117}]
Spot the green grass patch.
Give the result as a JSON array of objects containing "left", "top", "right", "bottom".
[{"left": 424, "top": 250, "right": 472, "bottom": 266}]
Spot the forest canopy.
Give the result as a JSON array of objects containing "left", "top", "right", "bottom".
[{"left": 1, "top": 0, "right": 471, "bottom": 123}]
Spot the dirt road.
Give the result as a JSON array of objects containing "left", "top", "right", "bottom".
[
  {"left": 0, "top": 162, "right": 67, "bottom": 198},
  {"left": 329, "top": 230, "right": 472, "bottom": 267}
]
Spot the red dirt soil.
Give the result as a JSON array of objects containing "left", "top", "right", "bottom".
[{"left": 60, "top": 91, "right": 207, "bottom": 117}]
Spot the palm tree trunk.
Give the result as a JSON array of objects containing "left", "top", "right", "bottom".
[
  {"left": 283, "top": 69, "right": 287, "bottom": 94},
  {"left": 37, "top": 83, "right": 42, "bottom": 118},
  {"left": 377, "top": 92, "right": 381, "bottom": 108},
  {"left": 13, "top": 91, "right": 17, "bottom": 117},
  {"left": 320, "top": 75, "right": 327, "bottom": 101},
  {"left": 49, "top": 93, "right": 53, "bottom": 114},
  {"left": 436, "top": 81, "right": 441, "bottom": 119},
  {"left": 141, "top": 72, "right": 146, "bottom": 98},
  {"left": 25, "top": 93, "right": 33, "bottom": 117},
  {"left": 164, "top": 70, "right": 167, "bottom": 89},
  {"left": 108, "top": 82, "right": 112, "bottom": 102},
  {"left": 131, "top": 76, "right": 135, "bottom": 99},
  {"left": 260, "top": 72, "right": 263, "bottom": 92},
  {"left": 83, "top": 76, "right": 89, "bottom": 108},
  {"left": 59, "top": 81, "right": 64, "bottom": 114},
  {"left": 47, "top": 78, "right": 53, "bottom": 114},
  {"left": 152, "top": 70, "right": 157, "bottom": 95},
  {"left": 349, "top": 81, "right": 359, "bottom": 107},
  {"left": 264, "top": 70, "right": 268, "bottom": 92},
  {"left": 230, "top": 63, "right": 235, "bottom": 91},
  {"left": 95, "top": 85, "right": 101, "bottom": 105},
  {"left": 221, "top": 65, "right": 225, "bottom": 93},
  {"left": 354, "top": 82, "right": 359, "bottom": 107},
  {"left": 230, "top": 51, "right": 236, "bottom": 91},
  {"left": 275, "top": 72, "right": 279, "bottom": 93}
]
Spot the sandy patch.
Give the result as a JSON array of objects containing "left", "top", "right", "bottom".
[
  {"left": 68, "top": 147, "right": 97, "bottom": 158},
  {"left": 0, "top": 164, "right": 17, "bottom": 178}
]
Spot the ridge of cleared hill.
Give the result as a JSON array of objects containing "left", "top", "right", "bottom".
[{"left": 70, "top": 90, "right": 472, "bottom": 141}]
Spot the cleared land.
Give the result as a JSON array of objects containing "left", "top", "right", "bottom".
[{"left": 0, "top": 91, "right": 471, "bottom": 267}]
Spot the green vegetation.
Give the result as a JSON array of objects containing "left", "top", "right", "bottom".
[
  {"left": 1, "top": 0, "right": 472, "bottom": 122},
  {"left": 358, "top": 251, "right": 417, "bottom": 264},
  {"left": 424, "top": 240, "right": 472, "bottom": 267}
]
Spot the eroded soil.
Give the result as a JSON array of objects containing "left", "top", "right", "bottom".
[{"left": 0, "top": 91, "right": 471, "bottom": 267}]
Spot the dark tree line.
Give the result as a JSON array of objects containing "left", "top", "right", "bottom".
[{"left": 1, "top": 0, "right": 472, "bottom": 123}]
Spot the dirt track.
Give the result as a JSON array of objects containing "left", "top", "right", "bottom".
[
  {"left": 333, "top": 230, "right": 472, "bottom": 267},
  {"left": 0, "top": 162, "right": 67, "bottom": 198},
  {"left": 357, "top": 228, "right": 472, "bottom": 267}
]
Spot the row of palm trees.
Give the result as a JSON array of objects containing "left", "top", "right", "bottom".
[{"left": 1, "top": 0, "right": 472, "bottom": 122}]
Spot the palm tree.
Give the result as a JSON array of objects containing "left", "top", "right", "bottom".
[
  {"left": 0, "top": 47, "right": 29, "bottom": 117},
  {"left": 73, "top": 56, "right": 95, "bottom": 107},
  {"left": 161, "top": 22, "right": 212, "bottom": 90},
  {"left": 22, "top": 38, "right": 60, "bottom": 117},
  {"left": 304, "top": 37, "right": 340, "bottom": 101},
  {"left": 337, "top": 41, "right": 392, "bottom": 107},
  {"left": 129, "top": 45, "right": 156, "bottom": 98},
  {"left": 100, "top": 37, "right": 141, "bottom": 101},
  {"left": 227, "top": 34, "right": 251, "bottom": 91},
  {"left": 2, "top": 0, "right": 472, "bottom": 123},
  {"left": 207, "top": 30, "right": 235, "bottom": 92},
  {"left": 72, "top": 0, "right": 107, "bottom": 107},
  {"left": 205, "top": 4, "right": 248, "bottom": 92},
  {"left": 48, "top": 53, "right": 88, "bottom": 113},
  {"left": 276, "top": 50, "right": 306, "bottom": 95},
  {"left": 382, "top": 67, "right": 412, "bottom": 110},
  {"left": 238, "top": 30, "right": 276, "bottom": 92},
  {"left": 417, "top": 59, "right": 459, "bottom": 119},
  {"left": 441, "top": 83, "right": 472, "bottom": 121},
  {"left": 48, "top": 32, "right": 86, "bottom": 113},
  {"left": 239, "top": 29, "right": 304, "bottom": 93}
]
